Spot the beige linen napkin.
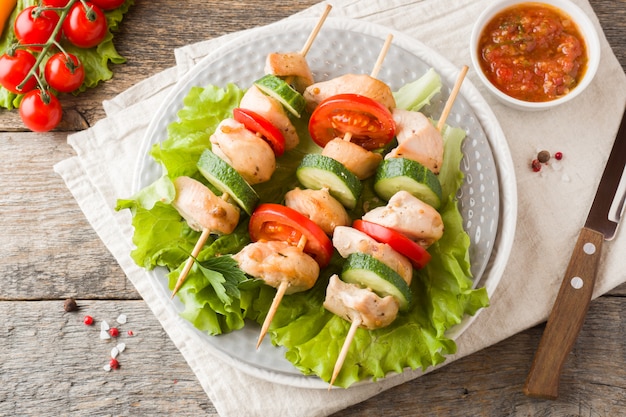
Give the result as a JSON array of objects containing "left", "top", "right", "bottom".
[{"left": 54, "top": 0, "right": 626, "bottom": 416}]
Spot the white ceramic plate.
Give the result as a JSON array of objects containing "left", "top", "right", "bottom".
[{"left": 133, "top": 17, "right": 517, "bottom": 389}]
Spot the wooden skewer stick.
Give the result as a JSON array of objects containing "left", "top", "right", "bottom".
[
  {"left": 328, "top": 317, "right": 362, "bottom": 389},
  {"left": 300, "top": 4, "right": 332, "bottom": 57},
  {"left": 327, "top": 39, "right": 395, "bottom": 380},
  {"left": 256, "top": 280, "right": 289, "bottom": 349},
  {"left": 370, "top": 34, "right": 394, "bottom": 79},
  {"left": 171, "top": 228, "right": 210, "bottom": 298},
  {"left": 436, "top": 65, "right": 468, "bottom": 132},
  {"left": 171, "top": 193, "right": 231, "bottom": 298},
  {"left": 255, "top": 234, "right": 308, "bottom": 349}
]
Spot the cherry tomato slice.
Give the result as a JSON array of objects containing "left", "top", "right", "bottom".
[
  {"left": 233, "top": 107, "right": 285, "bottom": 157},
  {"left": 0, "top": 50, "right": 38, "bottom": 94},
  {"left": 353, "top": 219, "right": 431, "bottom": 269},
  {"left": 309, "top": 93, "right": 396, "bottom": 150},
  {"left": 19, "top": 89, "right": 63, "bottom": 132},
  {"left": 249, "top": 203, "right": 333, "bottom": 268}
]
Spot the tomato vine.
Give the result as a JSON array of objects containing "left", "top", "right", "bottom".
[{"left": 0, "top": 0, "right": 132, "bottom": 132}]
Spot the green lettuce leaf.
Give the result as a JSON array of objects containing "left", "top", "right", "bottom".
[
  {"left": 0, "top": 0, "right": 133, "bottom": 109},
  {"left": 393, "top": 67, "right": 442, "bottom": 112},
  {"left": 152, "top": 84, "right": 245, "bottom": 179},
  {"left": 116, "top": 69, "right": 490, "bottom": 387}
]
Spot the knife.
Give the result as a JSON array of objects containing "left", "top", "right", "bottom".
[{"left": 523, "top": 106, "right": 626, "bottom": 400}]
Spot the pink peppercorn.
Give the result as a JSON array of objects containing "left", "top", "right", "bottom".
[
  {"left": 554, "top": 151, "right": 563, "bottom": 160},
  {"left": 531, "top": 159, "right": 542, "bottom": 172},
  {"left": 109, "top": 358, "right": 120, "bottom": 369},
  {"left": 109, "top": 327, "right": 120, "bottom": 338},
  {"left": 83, "top": 315, "right": 94, "bottom": 326}
]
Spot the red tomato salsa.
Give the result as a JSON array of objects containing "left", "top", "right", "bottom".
[{"left": 477, "top": 3, "right": 588, "bottom": 102}]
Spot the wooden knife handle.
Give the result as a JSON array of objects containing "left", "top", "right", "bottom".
[{"left": 523, "top": 227, "right": 604, "bottom": 399}]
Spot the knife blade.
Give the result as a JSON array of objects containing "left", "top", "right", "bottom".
[{"left": 523, "top": 106, "right": 626, "bottom": 400}]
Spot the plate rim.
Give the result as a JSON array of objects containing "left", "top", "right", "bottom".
[{"left": 131, "top": 16, "right": 518, "bottom": 389}]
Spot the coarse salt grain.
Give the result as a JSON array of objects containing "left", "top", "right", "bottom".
[
  {"left": 100, "top": 329, "right": 111, "bottom": 340},
  {"left": 116, "top": 342, "right": 126, "bottom": 353},
  {"left": 103, "top": 364, "right": 111, "bottom": 372},
  {"left": 116, "top": 314, "right": 127, "bottom": 325},
  {"left": 111, "top": 347, "right": 119, "bottom": 358},
  {"left": 101, "top": 320, "right": 110, "bottom": 331}
]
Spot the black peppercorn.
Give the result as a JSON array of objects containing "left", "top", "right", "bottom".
[
  {"left": 64, "top": 298, "right": 78, "bottom": 312},
  {"left": 537, "top": 150, "right": 551, "bottom": 163}
]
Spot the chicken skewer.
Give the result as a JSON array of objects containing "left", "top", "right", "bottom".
[
  {"left": 323, "top": 36, "right": 399, "bottom": 388},
  {"left": 170, "top": 7, "right": 333, "bottom": 298},
  {"left": 325, "top": 55, "right": 464, "bottom": 390}
]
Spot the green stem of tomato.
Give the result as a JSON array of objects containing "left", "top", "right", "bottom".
[{"left": 16, "top": 0, "right": 80, "bottom": 92}]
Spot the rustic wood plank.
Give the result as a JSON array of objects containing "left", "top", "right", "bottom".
[
  {"left": 590, "top": 0, "right": 626, "bottom": 71},
  {"left": 0, "top": 132, "right": 137, "bottom": 300},
  {"left": 1, "top": 297, "right": 623, "bottom": 416},
  {"left": 0, "top": 0, "right": 624, "bottom": 415},
  {"left": 0, "top": 300, "right": 217, "bottom": 416}
]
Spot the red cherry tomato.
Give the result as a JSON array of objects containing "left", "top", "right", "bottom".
[
  {"left": 0, "top": 50, "right": 39, "bottom": 94},
  {"left": 62, "top": 2, "right": 108, "bottom": 48},
  {"left": 233, "top": 107, "right": 285, "bottom": 157},
  {"left": 249, "top": 203, "right": 334, "bottom": 268},
  {"left": 14, "top": 6, "right": 61, "bottom": 50},
  {"left": 309, "top": 93, "right": 396, "bottom": 150},
  {"left": 89, "top": 0, "right": 126, "bottom": 10},
  {"left": 45, "top": 52, "right": 85, "bottom": 93},
  {"left": 42, "top": 0, "right": 71, "bottom": 6},
  {"left": 352, "top": 220, "right": 431, "bottom": 269},
  {"left": 19, "top": 89, "right": 63, "bottom": 132}
]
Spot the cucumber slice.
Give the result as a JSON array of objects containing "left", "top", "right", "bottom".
[
  {"left": 296, "top": 154, "right": 363, "bottom": 210},
  {"left": 254, "top": 74, "right": 306, "bottom": 118},
  {"left": 374, "top": 158, "right": 442, "bottom": 209},
  {"left": 341, "top": 252, "right": 412, "bottom": 310},
  {"left": 197, "top": 149, "right": 259, "bottom": 215}
]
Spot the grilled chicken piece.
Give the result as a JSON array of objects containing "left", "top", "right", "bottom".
[
  {"left": 324, "top": 274, "right": 399, "bottom": 330},
  {"left": 171, "top": 176, "right": 240, "bottom": 235},
  {"left": 385, "top": 109, "right": 444, "bottom": 174},
  {"left": 233, "top": 240, "right": 320, "bottom": 294},
  {"left": 321, "top": 138, "right": 383, "bottom": 180},
  {"left": 240, "top": 85, "right": 299, "bottom": 151},
  {"left": 265, "top": 52, "right": 315, "bottom": 93},
  {"left": 362, "top": 190, "right": 444, "bottom": 248},
  {"left": 332, "top": 226, "right": 412, "bottom": 285},
  {"left": 284, "top": 187, "right": 351, "bottom": 235},
  {"left": 303, "top": 74, "right": 396, "bottom": 113},
  {"left": 210, "top": 118, "right": 276, "bottom": 185}
]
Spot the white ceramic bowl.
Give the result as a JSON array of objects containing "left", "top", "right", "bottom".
[{"left": 469, "top": 0, "right": 601, "bottom": 111}]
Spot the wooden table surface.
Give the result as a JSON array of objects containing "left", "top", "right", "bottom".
[{"left": 1, "top": 1, "right": 625, "bottom": 416}]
